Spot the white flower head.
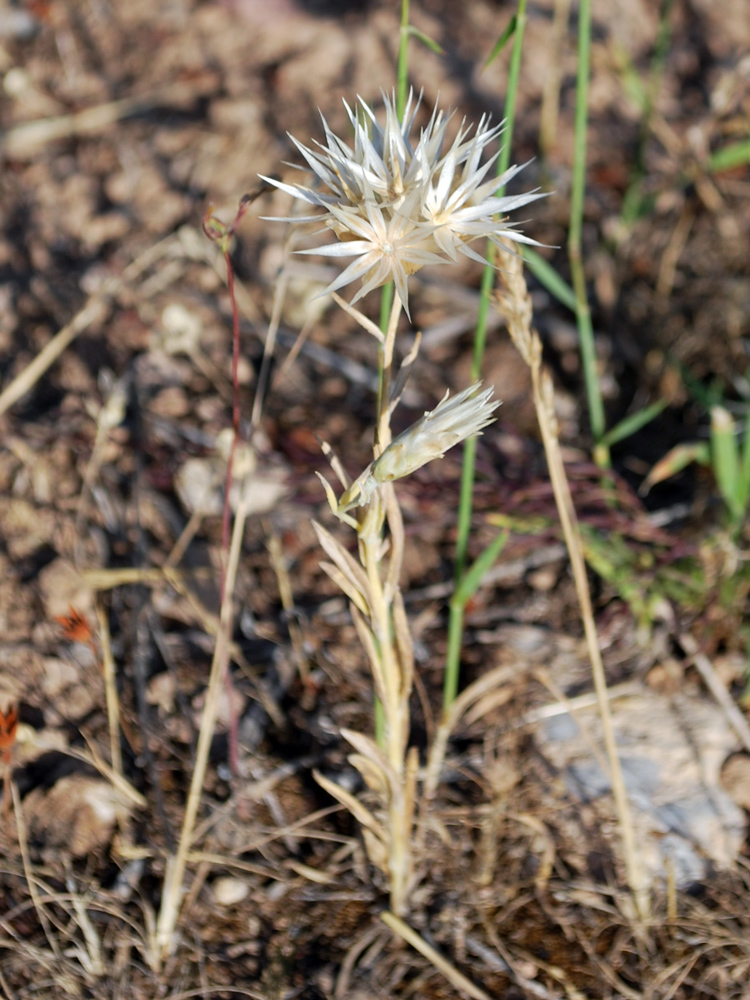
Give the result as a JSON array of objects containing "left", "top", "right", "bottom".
[
  {"left": 260, "top": 91, "right": 544, "bottom": 313},
  {"left": 339, "top": 382, "right": 500, "bottom": 511}
]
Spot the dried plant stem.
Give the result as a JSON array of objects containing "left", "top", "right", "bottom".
[
  {"left": 370, "top": 295, "right": 417, "bottom": 913},
  {"left": 381, "top": 911, "right": 492, "bottom": 1000},
  {"left": 94, "top": 597, "right": 123, "bottom": 783},
  {"left": 11, "top": 781, "right": 60, "bottom": 959},
  {"left": 156, "top": 476, "right": 251, "bottom": 961},
  {"left": 0, "top": 237, "right": 174, "bottom": 418},
  {"left": 376, "top": 293, "right": 405, "bottom": 452},
  {"left": 497, "top": 251, "right": 649, "bottom": 920},
  {"left": 361, "top": 503, "right": 404, "bottom": 767},
  {"left": 317, "top": 290, "right": 416, "bottom": 913}
]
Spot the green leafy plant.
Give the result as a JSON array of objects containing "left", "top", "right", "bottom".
[{"left": 644, "top": 403, "right": 750, "bottom": 532}]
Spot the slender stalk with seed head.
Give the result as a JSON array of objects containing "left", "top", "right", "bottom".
[{"left": 496, "top": 248, "right": 649, "bottom": 920}]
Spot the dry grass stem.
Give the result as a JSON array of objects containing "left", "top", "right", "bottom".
[
  {"left": 0, "top": 81, "right": 215, "bottom": 158},
  {"left": 94, "top": 597, "right": 123, "bottom": 784},
  {"left": 423, "top": 664, "right": 515, "bottom": 804},
  {"left": 310, "top": 290, "right": 419, "bottom": 915},
  {"left": 678, "top": 633, "right": 750, "bottom": 752},
  {"left": 156, "top": 469, "right": 252, "bottom": 961},
  {"left": 0, "top": 296, "right": 110, "bottom": 418},
  {"left": 10, "top": 782, "right": 60, "bottom": 960},
  {"left": 496, "top": 250, "right": 650, "bottom": 920},
  {"left": 0, "top": 237, "right": 177, "bottom": 418},
  {"left": 380, "top": 911, "right": 492, "bottom": 1000}
]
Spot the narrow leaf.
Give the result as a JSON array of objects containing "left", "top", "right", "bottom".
[
  {"left": 341, "top": 728, "right": 398, "bottom": 786},
  {"left": 740, "top": 417, "right": 750, "bottom": 512},
  {"left": 313, "top": 521, "right": 370, "bottom": 606},
  {"left": 454, "top": 531, "right": 508, "bottom": 607},
  {"left": 319, "top": 560, "right": 369, "bottom": 617},
  {"left": 708, "top": 139, "right": 750, "bottom": 174},
  {"left": 483, "top": 15, "right": 517, "bottom": 68},
  {"left": 521, "top": 247, "right": 577, "bottom": 312},
  {"left": 389, "top": 332, "right": 421, "bottom": 412},
  {"left": 601, "top": 399, "right": 668, "bottom": 447},
  {"left": 711, "top": 406, "right": 742, "bottom": 521},
  {"left": 313, "top": 769, "right": 386, "bottom": 840},
  {"left": 348, "top": 753, "right": 388, "bottom": 797},
  {"left": 406, "top": 24, "right": 444, "bottom": 55},
  {"left": 640, "top": 441, "right": 710, "bottom": 495}
]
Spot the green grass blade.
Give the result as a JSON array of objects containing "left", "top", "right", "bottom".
[
  {"left": 601, "top": 399, "right": 668, "bottom": 447},
  {"left": 454, "top": 0, "right": 527, "bottom": 580},
  {"left": 483, "top": 14, "right": 517, "bottom": 68},
  {"left": 740, "top": 415, "right": 750, "bottom": 511},
  {"left": 522, "top": 246, "right": 577, "bottom": 312},
  {"left": 710, "top": 405, "right": 742, "bottom": 522},
  {"left": 406, "top": 24, "right": 444, "bottom": 55},
  {"left": 450, "top": 0, "right": 527, "bottom": 711},
  {"left": 444, "top": 531, "right": 508, "bottom": 709},
  {"left": 396, "top": 0, "right": 411, "bottom": 116},
  {"left": 568, "top": 0, "right": 607, "bottom": 461},
  {"left": 454, "top": 531, "right": 509, "bottom": 606},
  {"left": 707, "top": 139, "right": 750, "bottom": 174}
]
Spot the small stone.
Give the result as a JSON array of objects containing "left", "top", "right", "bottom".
[
  {"left": 527, "top": 566, "right": 559, "bottom": 592},
  {"left": 24, "top": 775, "right": 120, "bottom": 858},
  {"left": 174, "top": 457, "right": 223, "bottom": 516},
  {"left": 37, "top": 558, "right": 95, "bottom": 620},
  {"left": 212, "top": 876, "right": 249, "bottom": 906},
  {"left": 146, "top": 672, "right": 176, "bottom": 715}
]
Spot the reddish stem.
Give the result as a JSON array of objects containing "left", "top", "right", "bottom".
[{"left": 202, "top": 195, "right": 254, "bottom": 776}]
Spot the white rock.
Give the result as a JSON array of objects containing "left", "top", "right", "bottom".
[
  {"left": 537, "top": 688, "right": 745, "bottom": 886},
  {"left": 212, "top": 876, "right": 249, "bottom": 907}
]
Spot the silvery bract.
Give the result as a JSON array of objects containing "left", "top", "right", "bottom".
[
  {"left": 339, "top": 382, "right": 500, "bottom": 511},
  {"left": 260, "top": 91, "right": 544, "bottom": 314}
]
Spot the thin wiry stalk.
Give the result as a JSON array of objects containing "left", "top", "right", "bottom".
[
  {"left": 447, "top": 0, "right": 528, "bottom": 709},
  {"left": 396, "top": 0, "right": 411, "bottom": 116},
  {"left": 94, "top": 598, "right": 123, "bottom": 784},
  {"left": 568, "top": 0, "right": 607, "bottom": 466},
  {"left": 496, "top": 249, "right": 650, "bottom": 921},
  {"left": 203, "top": 197, "right": 254, "bottom": 777},
  {"left": 381, "top": 911, "right": 492, "bottom": 1000},
  {"left": 156, "top": 471, "right": 252, "bottom": 961}
]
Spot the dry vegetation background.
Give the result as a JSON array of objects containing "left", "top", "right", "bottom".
[{"left": 1, "top": 0, "right": 750, "bottom": 997}]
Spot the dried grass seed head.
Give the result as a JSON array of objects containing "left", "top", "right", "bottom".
[{"left": 260, "top": 91, "right": 544, "bottom": 313}]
